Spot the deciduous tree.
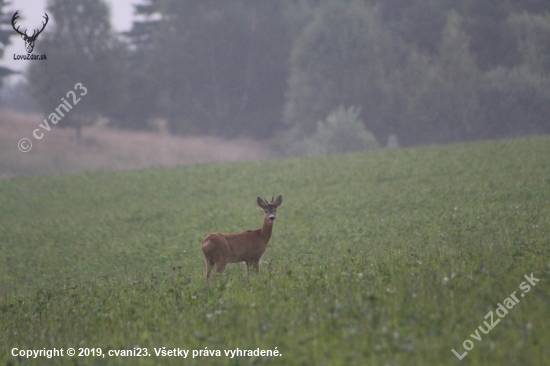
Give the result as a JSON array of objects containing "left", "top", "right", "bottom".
[{"left": 27, "top": 0, "right": 126, "bottom": 142}]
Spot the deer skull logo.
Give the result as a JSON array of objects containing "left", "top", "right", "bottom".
[{"left": 11, "top": 11, "right": 49, "bottom": 54}]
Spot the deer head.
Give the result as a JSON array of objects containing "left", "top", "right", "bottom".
[
  {"left": 257, "top": 194, "right": 282, "bottom": 222},
  {"left": 12, "top": 11, "right": 49, "bottom": 54}
]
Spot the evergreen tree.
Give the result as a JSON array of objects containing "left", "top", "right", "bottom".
[
  {"left": 125, "top": 0, "right": 291, "bottom": 138},
  {"left": 111, "top": 0, "right": 163, "bottom": 130},
  {"left": 0, "top": 0, "right": 18, "bottom": 87}
]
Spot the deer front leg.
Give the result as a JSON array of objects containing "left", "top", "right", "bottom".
[
  {"left": 244, "top": 261, "right": 250, "bottom": 278},
  {"left": 251, "top": 260, "right": 260, "bottom": 274}
]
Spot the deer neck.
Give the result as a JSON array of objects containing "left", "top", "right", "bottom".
[{"left": 260, "top": 215, "right": 274, "bottom": 244}]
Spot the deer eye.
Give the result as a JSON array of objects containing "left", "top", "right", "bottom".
[{"left": 264, "top": 210, "right": 268, "bottom": 213}]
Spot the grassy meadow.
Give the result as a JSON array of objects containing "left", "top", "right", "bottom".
[{"left": 0, "top": 137, "right": 549, "bottom": 365}]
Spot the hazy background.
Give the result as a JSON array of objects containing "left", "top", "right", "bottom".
[{"left": 1, "top": 0, "right": 549, "bottom": 176}]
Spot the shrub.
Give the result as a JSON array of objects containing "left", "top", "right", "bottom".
[{"left": 304, "top": 105, "right": 379, "bottom": 155}]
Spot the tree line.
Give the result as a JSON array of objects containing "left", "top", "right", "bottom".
[{"left": 4, "top": 0, "right": 550, "bottom": 148}]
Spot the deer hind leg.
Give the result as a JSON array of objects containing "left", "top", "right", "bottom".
[
  {"left": 202, "top": 237, "right": 219, "bottom": 281},
  {"left": 204, "top": 256, "right": 214, "bottom": 281},
  {"left": 202, "top": 234, "right": 232, "bottom": 281}
]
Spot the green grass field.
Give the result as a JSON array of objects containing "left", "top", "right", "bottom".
[{"left": 1, "top": 137, "right": 549, "bottom": 365}]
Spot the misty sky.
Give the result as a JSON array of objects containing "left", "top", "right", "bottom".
[{"left": 2, "top": 0, "right": 137, "bottom": 80}]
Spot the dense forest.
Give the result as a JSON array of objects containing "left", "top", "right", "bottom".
[{"left": 4, "top": 0, "right": 550, "bottom": 150}]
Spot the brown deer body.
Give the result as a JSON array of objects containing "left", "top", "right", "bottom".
[{"left": 201, "top": 195, "right": 282, "bottom": 280}]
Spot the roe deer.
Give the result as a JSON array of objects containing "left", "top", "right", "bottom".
[{"left": 201, "top": 195, "right": 282, "bottom": 280}]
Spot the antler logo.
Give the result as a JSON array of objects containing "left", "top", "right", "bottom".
[{"left": 12, "top": 11, "right": 49, "bottom": 54}]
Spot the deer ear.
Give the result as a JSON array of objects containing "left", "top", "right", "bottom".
[
  {"left": 257, "top": 197, "right": 267, "bottom": 209},
  {"left": 273, "top": 195, "right": 282, "bottom": 207}
]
